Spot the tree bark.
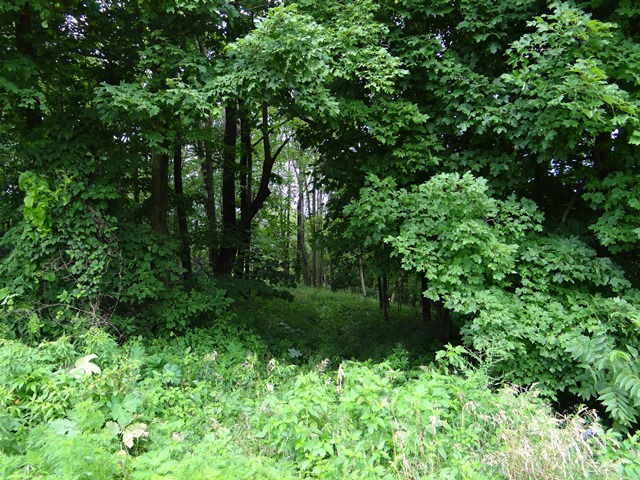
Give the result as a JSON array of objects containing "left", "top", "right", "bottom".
[
  {"left": 314, "top": 188, "right": 324, "bottom": 287},
  {"left": 237, "top": 103, "right": 289, "bottom": 232},
  {"left": 238, "top": 103, "right": 253, "bottom": 276},
  {"left": 295, "top": 167, "right": 309, "bottom": 285},
  {"left": 217, "top": 102, "right": 289, "bottom": 276},
  {"left": 382, "top": 275, "right": 389, "bottom": 321},
  {"left": 359, "top": 256, "right": 367, "bottom": 297},
  {"left": 215, "top": 104, "right": 238, "bottom": 275},
  {"left": 284, "top": 180, "right": 292, "bottom": 277},
  {"left": 197, "top": 120, "right": 218, "bottom": 270},
  {"left": 311, "top": 185, "right": 317, "bottom": 286},
  {"left": 173, "top": 143, "right": 192, "bottom": 278},
  {"left": 420, "top": 273, "right": 432, "bottom": 326},
  {"left": 436, "top": 300, "right": 452, "bottom": 341},
  {"left": 390, "top": 274, "right": 406, "bottom": 306},
  {"left": 150, "top": 144, "right": 170, "bottom": 236}
]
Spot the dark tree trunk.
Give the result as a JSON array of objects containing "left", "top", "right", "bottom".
[
  {"left": 311, "top": 186, "right": 317, "bottom": 286},
  {"left": 196, "top": 118, "right": 218, "bottom": 270},
  {"left": 237, "top": 103, "right": 289, "bottom": 230},
  {"left": 239, "top": 103, "right": 252, "bottom": 219},
  {"left": 236, "top": 102, "right": 290, "bottom": 271},
  {"left": 283, "top": 181, "right": 292, "bottom": 277},
  {"left": 296, "top": 169, "right": 309, "bottom": 285},
  {"left": 173, "top": 144, "right": 192, "bottom": 279},
  {"left": 237, "top": 103, "right": 253, "bottom": 277},
  {"left": 150, "top": 145, "right": 170, "bottom": 236},
  {"left": 359, "top": 256, "right": 367, "bottom": 297},
  {"left": 313, "top": 188, "right": 324, "bottom": 287},
  {"left": 382, "top": 275, "right": 389, "bottom": 321},
  {"left": 420, "top": 273, "right": 432, "bottom": 326},
  {"left": 133, "top": 168, "right": 140, "bottom": 205},
  {"left": 436, "top": 300, "right": 452, "bottom": 342},
  {"left": 215, "top": 104, "right": 238, "bottom": 276},
  {"left": 217, "top": 102, "right": 289, "bottom": 276},
  {"left": 390, "top": 274, "right": 406, "bottom": 306}
]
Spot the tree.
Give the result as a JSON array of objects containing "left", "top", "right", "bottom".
[
  {"left": 292, "top": 0, "right": 640, "bottom": 425},
  {"left": 0, "top": 0, "right": 233, "bottom": 334}
]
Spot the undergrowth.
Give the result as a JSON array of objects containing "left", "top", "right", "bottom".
[
  {"left": 234, "top": 287, "right": 436, "bottom": 365},
  {"left": 0, "top": 288, "right": 637, "bottom": 479}
]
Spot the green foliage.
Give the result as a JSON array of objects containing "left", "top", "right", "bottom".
[
  {"left": 0, "top": 168, "right": 186, "bottom": 338},
  {"left": 498, "top": 2, "right": 639, "bottom": 154},
  {"left": 584, "top": 171, "right": 640, "bottom": 252},
  {"left": 561, "top": 295, "right": 640, "bottom": 429},
  {"left": 346, "top": 172, "right": 543, "bottom": 302},
  {"left": 132, "top": 276, "right": 234, "bottom": 334},
  {"left": 234, "top": 286, "right": 434, "bottom": 363},
  {"left": 217, "top": 2, "right": 401, "bottom": 113},
  {"left": 18, "top": 171, "right": 70, "bottom": 236},
  {"left": 600, "top": 432, "right": 640, "bottom": 479},
  {"left": 0, "top": 291, "right": 625, "bottom": 479},
  {"left": 251, "top": 350, "right": 614, "bottom": 479},
  {"left": 1, "top": 0, "right": 640, "bottom": 475},
  {"left": 345, "top": 171, "right": 640, "bottom": 427}
]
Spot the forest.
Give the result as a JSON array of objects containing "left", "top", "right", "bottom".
[{"left": 1, "top": 0, "right": 640, "bottom": 478}]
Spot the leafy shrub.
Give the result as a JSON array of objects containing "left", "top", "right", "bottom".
[
  {"left": 345, "top": 171, "right": 640, "bottom": 428},
  {"left": 0, "top": 337, "right": 80, "bottom": 431},
  {"left": 0, "top": 169, "right": 182, "bottom": 338},
  {"left": 131, "top": 276, "right": 234, "bottom": 334}
]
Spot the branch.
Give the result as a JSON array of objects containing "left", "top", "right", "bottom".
[
  {"left": 560, "top": 191, "right": 579, "bottom": 226},
  {"left": 272, "top": 136, "right": 291, "bottom": 163}
]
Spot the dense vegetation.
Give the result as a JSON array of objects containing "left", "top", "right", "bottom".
[
  {"left": 1, "top": 0, "right": 640, "bottom": 477},
  {"left": 1, "top": 288, "right": 638, "bottom": 479}
]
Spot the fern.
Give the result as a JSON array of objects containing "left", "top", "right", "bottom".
[
  {"left": 614, "top": 359, "right": 640, "bottom": 405},
  {"left": 598, "top": 384, "right": 639, "bottom": 428}
]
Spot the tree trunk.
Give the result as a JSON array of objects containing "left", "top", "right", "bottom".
[
  {"left": 382, "top": 275, "right": 389, "bottom": 321},
  {"left": 436, "top": 300, "right": 452, "bottom": 341},
  {"left": 238, "top": 103, "right": 253, "bottom": 277},
  {"left": 236, "top": 102, "right": 290, "bottom": 277},
  {"left": 217, "top": 102, "right": 290, "bottom": 276},
  {"left": 359, "top": 256, "right": 367, "bottom": 297},
  {"left": 390, "top": 274, "right": 405, "bottom": 306},
  {"left": 150, "top": 145, "right": 170, "bottom": 235},
  {"left": 310, "top": 185, "right": 317, "bottom": 286},
  {"left": 420, "top": 273, "right": 432, "bottom": 326},
  {"left": 173, "top": 143, "right": 192, "bottom": 279},
  {"left": 314, "top": 188, "right": 323, "bottom": 287},
  {"left": 295, "top": 167, "right": 309, "bottom": 285},
  {"left": 215, "top": 104, "right": 238, "bottom": 276},
  {"left": 197, "top": 120, "right": 218, "bottom": 270},
  {"left": 284, "top": 179, "right": 292, "bottom": 277}
]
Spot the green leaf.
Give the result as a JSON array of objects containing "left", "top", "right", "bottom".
[{"left": 48, "top": 419, "right": 80, "bottom": 437}]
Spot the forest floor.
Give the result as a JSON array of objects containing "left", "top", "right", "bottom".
[{"left": 234, "top": 286, "right": 439, "bottom": 366}]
